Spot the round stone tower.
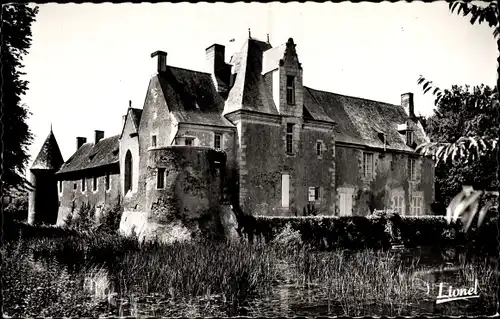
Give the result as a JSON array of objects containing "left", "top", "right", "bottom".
[
  {"left": 28, "top": 127, "right": 64, "bottom": 225},
  {"left": 145, "top": 146, "right": 226, "bottom": 238}
]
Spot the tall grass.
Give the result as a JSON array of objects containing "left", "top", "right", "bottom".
[{"left": 2, "top": 226, "right": 498, "bottom": 317}]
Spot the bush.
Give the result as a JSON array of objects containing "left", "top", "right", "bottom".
[
  {"left": 97, "top": 202, "right": 124, "bottom": 234},
  {"left": 251, "top": 215, "right": 497, "bottom": 250}
]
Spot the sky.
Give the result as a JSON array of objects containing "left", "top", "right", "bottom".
[{"left": 22, "top": 2, "right": 497, "bottom": 168}]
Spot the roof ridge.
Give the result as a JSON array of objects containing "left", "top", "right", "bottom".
[
  {"left": 304, "top": 85, "right": 400, "bottom": 108},
  {"left": 168, "top": 65, "right": 210, "bottom": 76}
]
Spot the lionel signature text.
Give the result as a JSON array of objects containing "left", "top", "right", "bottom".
[{"left": 436, "top": 279, "right": 480, "bottom": 304}]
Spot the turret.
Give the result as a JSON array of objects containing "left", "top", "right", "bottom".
[{"left": 28, "top": 127, "right": 64, "bottom": 225}]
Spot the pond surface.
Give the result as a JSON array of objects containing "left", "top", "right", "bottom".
[{"left": 97, "top": 246, "right": 498, "bottom": 317}]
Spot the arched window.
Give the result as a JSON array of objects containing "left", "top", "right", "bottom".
[{"left": 124, "top": 150, "right": 132, "bottom": 193}]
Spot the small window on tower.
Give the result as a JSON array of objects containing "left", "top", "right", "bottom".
[
  {"left": 157, "top": 168, "right": 165, "bottom": 189},
  {"left": 105, "top": 173, "right": 110, "bottom": 191},
  {"left": 286, "top": 75, "right": 295, "bottom": 105},
  {"left": 59, "top": 181, "right": 63, "bottom": 194},
  {"left": 152, "top": 135, "right": 157, "bottom": 147}
]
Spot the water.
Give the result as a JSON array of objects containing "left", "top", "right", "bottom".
[{"left": 96, "top": 246, "right": 498, "bottom": 317}]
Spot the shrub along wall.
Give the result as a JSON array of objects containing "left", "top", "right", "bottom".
[{"left": 252, "top": 214, "right": 498, "bottom": 251}]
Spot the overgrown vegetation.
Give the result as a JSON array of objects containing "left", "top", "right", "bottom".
[{"left": 2, "top": 214, "right": 498, "bottom": 317}]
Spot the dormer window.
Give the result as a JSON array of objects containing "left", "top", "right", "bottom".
[
  {"left": 286, "top": 75, "right": 295, "bottom": 105},
  {"left": 406, "top": 130, "right": 414, "bottom": 146},
  {"left": 214, "top": 133, "right": 222, "bottom": 150},
  {"left": 185, "top": 138, "right": 194, "bottom": 146}
]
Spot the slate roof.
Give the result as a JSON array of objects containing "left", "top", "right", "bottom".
[
  {"left": 130, "top": 108, "right": 143, "bottom": 128},
  {"left": 303, "top": 87, "right": 427, "bottom": 152},
  {"left": 31, "top": 129, "right": 65, "bottom": 170},
  {"left": 225, "top": 38, "right": 278, "bottom": 116},
  {"left": 156, "top": 66, "right": 234, "bottom": 127},
  {"left": 56, "top": 135, "right": 120, "bottom": 175}
]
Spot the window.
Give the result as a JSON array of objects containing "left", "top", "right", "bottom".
[
  {"left": 93, "top": 176, "right": 98, "bottom": 191},
  {"left": 214, "top": 133, "right": 222, "bottom": 150},
  {"left": 124, "top": 150, "right": 133, "bottom": 193},
  {"left": 281, "top": 174, "right": 290, "bottom": 208},
  {"left": 363, "top": 152, "right": 374, "bottom": 178},
  {"left": 411, "top": 196, "right": 423, "bottom": 216},
  {"left": 286, "top": 123, "right": 294, "bottom": 154},
  {"left": 316, "top": 141, "right": 323, "bottom": 156},
  {"left": 286, "top": 75, "right": 295, "bottom": 105},
  {"left": 152, "top": 135, "right": 157, "bottom": 147},
  {"left": 105, "top": 173, "right": 110, "bottom": 191},
  {"left": 157, "top": 168, "right": 166, "bottom": 189},
  {"left": 81, "top": 178, "right": 86, "bottom": 192},
  {"left": 393, "top": 195, "right": 405, "bottom": 215},
  {"left": 59, "top": 181, "right": 63, "bottom": 194},
  {"left": 309, "top": 186, "right": 321, "bottom": 201},
  {"left": 406, "top": 130, "right": 414, "bottom": 146},
  {"left": 408, "top": 158, "right": 417, "bottom": 181},
  {"left": 185, "top": 138, "right": 194, "bottom": 146},
  {"left": 73, "top": 182, "right": 77, "bottom": 190}
]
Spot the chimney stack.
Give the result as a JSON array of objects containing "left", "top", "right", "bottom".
[
  {"left": 401, "top": 93, "right": 415, "bottom": 118},
  {"left": 151, "top": 51, "right": 167, "bottom": 73},
  {"left": 205, "top": 44, "right": 230, "bottom": 94},
  {"left": 77, "top": 137, "right": 87, "bottom": 150},
  {"left": 95, "top": 130, "right": 104, "bottom": 144}
]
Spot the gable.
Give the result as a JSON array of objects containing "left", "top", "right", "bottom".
[{"left": 120, "top": 108, "right": 143, "bottom": 139}]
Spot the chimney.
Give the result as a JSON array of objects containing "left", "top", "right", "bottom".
[
  {"left": 95, "top": 130, "right": 104, "bottom": 144},
  {"left": 401, "top": 93, "right": 415, "bottom": 118},
  {"left": 206, "top": 44, "right": 226, "bottom": 76},
  {"left": 77, "top": 137, "right": 87, "bottom": 150},
  {"left": 151, "top": 51, "right": 167, "bottom": 73},
  {"left": 206, "top": 44, "right": 230, "bottom": 94}
]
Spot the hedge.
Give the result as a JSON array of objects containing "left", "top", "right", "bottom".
[{"left": 252, "top": 214, "right": 498, "bottom": 251}]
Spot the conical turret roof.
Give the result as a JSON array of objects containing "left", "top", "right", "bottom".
[{"left": 30, "top": 128, "right": 64, "bottom": 170}]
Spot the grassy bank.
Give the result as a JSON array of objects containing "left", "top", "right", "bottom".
[{"left": 2, "top": 226, "right": 498, "bottom": 317}]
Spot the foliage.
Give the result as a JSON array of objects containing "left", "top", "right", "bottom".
[
  {"left": 419, "top": 84, "right": 499, "bottom": 208},
  {"left": 96, "top": 202, "right": 124, "bottom": 234},
  {"left": 1, "top": 4, "right": 39, "bottom": 194},
  {"left": 415, "top": 1, "right": 499, "bottom": 231},
  {"left": 3, "top": 190, "right": 29, "bottom": 221},
  {"left": 249, "top": 215, "right": 498, "bottom": 250},
  {"left": 3, "top": 232, "right": 498, "bottom": 317}
]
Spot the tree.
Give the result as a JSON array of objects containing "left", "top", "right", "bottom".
[
  {"left": 416, "top": 1, "right": 499, "bottom": 231},
  {"left": 424, "top": 84, "right": 498, "bottom": 212},
  {"left": 1, "top": 4, "right": 39, "bottom": 195}
]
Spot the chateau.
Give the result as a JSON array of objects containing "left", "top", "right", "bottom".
[{"left": 28, "top": 35, "right": 435, "bottom": 228}]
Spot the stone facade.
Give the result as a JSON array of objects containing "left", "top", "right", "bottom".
[{"left": 29, "top": 34, "right": 435, "bottom": 232}]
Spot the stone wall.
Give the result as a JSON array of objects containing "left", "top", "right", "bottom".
[
  {"left": 230, "top": 111, "right": 335, "bottom": 217},
  {"left": 335, "top": 144, "right": 433, "bottom": 216},
  {"left": 136, "top": 76, "right": 175, "bottom": 212},
  {"left": 120, "top": 146, "right": 226, "bottom": 242},
  {"left": 56, "top": 168, "right": 121, "bottom": 225}
]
